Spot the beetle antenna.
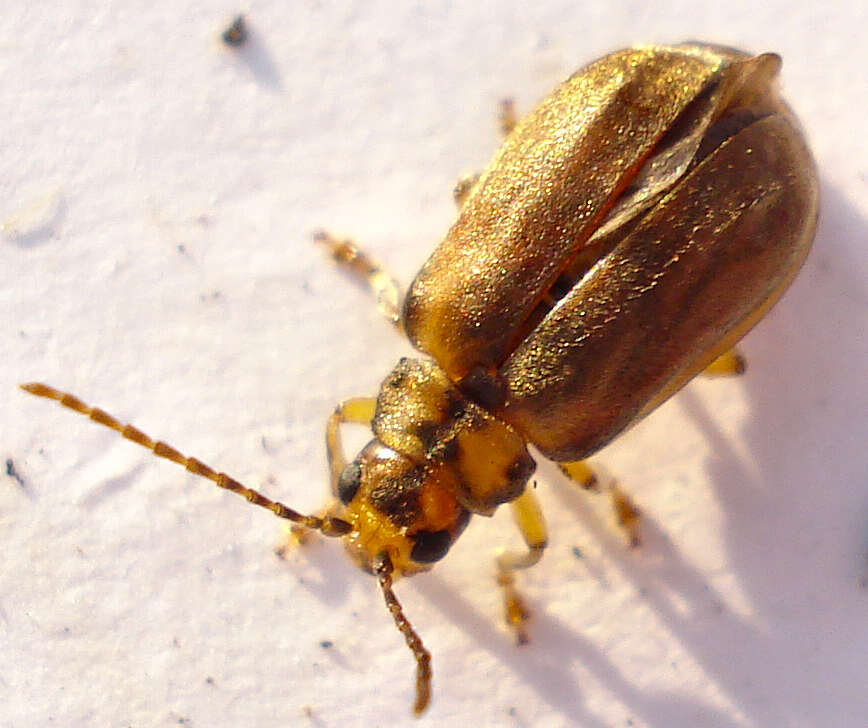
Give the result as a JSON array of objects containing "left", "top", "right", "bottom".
[
  {"left": 374, "top": 551, "right": 432, "bottom": 716},
  {"left": 19, "top": 383, "right": 353, "bottom": 538}
]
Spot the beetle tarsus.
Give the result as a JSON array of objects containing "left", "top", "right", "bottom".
[
  {"left": 612, "top": 484, "right": 642, "bottom": 548},
  {"left": 497, "top": 569, "right": 532, "bottom": 645},
  {"left": 495, "top": 491, "right": 547, "bottom": 644},
  {"left": 558, "top": 462, "right": 642, "bottom": 546}
]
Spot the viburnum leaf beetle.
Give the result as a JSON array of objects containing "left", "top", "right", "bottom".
[{"left": 21, "top": 42, "right": 818, "bottom": 715}]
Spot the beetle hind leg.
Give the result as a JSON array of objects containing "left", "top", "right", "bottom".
[
  {"left": 313, "top": 230, "right": 403, "bottom": 329},
  {"left": 496, "top": 487, "right": 548, "bottom": 644},
  {"left": 558, "top": 461, "right": 641, "bottom": 547},
  {"left": 702, "top": 348, "right": 746, "bottom": 376}
]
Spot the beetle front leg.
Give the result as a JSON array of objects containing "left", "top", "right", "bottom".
[
  {"left": 277, "top": 396, "right": 377, "bottom": 557},
  {"left": 558, "top": 461, "right": 641, "bottom": 547},
  {"left": 313, "top": 230, "right": 403, "bottom": 330},
  {"left": 496, "top": 487, "right": 548, "bottom": 644},
  {"left": 326, "top": 397, "right": 377, "bottom": 495}
]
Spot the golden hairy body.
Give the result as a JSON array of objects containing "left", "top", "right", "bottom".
[{"left": 22, "top": 43, "right": 818, "bottom": 716}]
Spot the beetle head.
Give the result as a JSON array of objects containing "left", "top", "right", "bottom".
[{"left": 335, "top": 439, "right": 471, "bottom": 575}]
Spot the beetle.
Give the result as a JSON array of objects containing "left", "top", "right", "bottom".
[{"left": 21, "top": 42, "right": 818, "bottom": 715}]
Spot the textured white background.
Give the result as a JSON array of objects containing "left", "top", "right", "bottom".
[{"left": 2, "top": 2, "right": 866, "bottom": 727}]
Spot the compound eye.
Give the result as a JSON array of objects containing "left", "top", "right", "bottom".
[
  {"left": 409, "top": 529, "right": 452, "bottom": 563},
  {"left": 337, "top": 459, "right": 363, "bottom": 504}
]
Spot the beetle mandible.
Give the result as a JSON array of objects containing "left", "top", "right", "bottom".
[{"left": 22, "top": 42, "right": 818, "bottom": 715}]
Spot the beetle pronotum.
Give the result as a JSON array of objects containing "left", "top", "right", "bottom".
[{"left": 22, "top": 43, "right": 818, "bottom": 714}]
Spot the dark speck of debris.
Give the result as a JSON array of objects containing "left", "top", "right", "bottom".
[
  {"left": 319, "top": 640, "right": 333, "bottom": 649},
  {"left": 6, "top": 458, "right": 25, "bottom": 488},
  {"left": 205, "top": 676, "right": 215, "bottom": 685},
  {"left": 222, "top": 15, "right": 247, "bottom": 47},
  {"left": 571, "top": 545, "right": 583, "bottom": 559}
]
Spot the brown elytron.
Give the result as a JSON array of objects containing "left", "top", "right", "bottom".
[
  {"left": 22, "top": 43, "right": 818, "bottom": 715},
  {"left": 405, "top": 45, "right": 816, "bottom": 459}
]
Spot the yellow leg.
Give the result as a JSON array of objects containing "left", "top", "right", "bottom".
[
  {"left": 610, "top": 482, "right": 641, "bottom": 548},
  {"left": 558, "top": 460, "right": 641, "bottom": 547},
  {"left": 325, "top": 397, "right": 377, "bottom": 495},
  {"left": 557, "top": 460, "right": 598, "bottom": 490},
  {"left": 452, "top": 173, "right": 480, "bottom": 207},
  {"left": 498, "top": 98, "right": 517, "bottom": 136},
  {"left": 551, "top": 345, "right": 743, "bottom": 554},
  {"left": 496, "top": 487, "right": 548, "bottom": 644},
  {"left": 277, "top": 396, "right": 376, "bottom": 558},
  {"left": 453, "top": 99, "right": 519, "bottom": 208},
  {"left": 702, "top": 348, "right": 746, "bottom": 376},
  {"left": 313, "top": 230, "right": 403, "bottom": 329}
]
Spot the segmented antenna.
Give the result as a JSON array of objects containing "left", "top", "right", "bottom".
[
  {"left": 21, "top": 382, "right": 433, "bottom": 715},
  {"left": 374, "top": 552, "right": 432, "bottom": 715},
  {"left": 19, "top": 382, "right": 352, "bottom": 537}
]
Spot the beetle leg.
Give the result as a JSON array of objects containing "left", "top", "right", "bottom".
[
  {"left": 313, "top": 230, "right": 403, "bottom": 329},
  {"left": 557, "top": 460, "right": 598, "bottom": 490},
  {"left": 452, "top": 174, "right": 480, "bottom": 207},
  {"left": 496, "top": 486, "right": 548, "bottom": 644},
  {"left": 702, "top": 348, "right": 746, "bottom": 376},
  {"left": 279, "top": 396, "right": 376, "bottom": 556},
  {"left": 558, "top": 462, "right": 641, "bottom": 547},
  {"left": 326, "top": 397, "right": 377, "bottom": 495},
  {"left": 452, "top": 99, "right": 519, "bottom": 209},
  {"left": 609, "top": 482, "right": 641, "bottom": 548},
  {"left": 498, "top": 98, "right": 517, "bottom": 136},
  {"left": 276, "top": 395, "right": 377, "bottom": 557}
]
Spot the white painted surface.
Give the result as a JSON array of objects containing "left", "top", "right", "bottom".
[{"left": 2, "top": 3, "right": 866, "bottom": 726}]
